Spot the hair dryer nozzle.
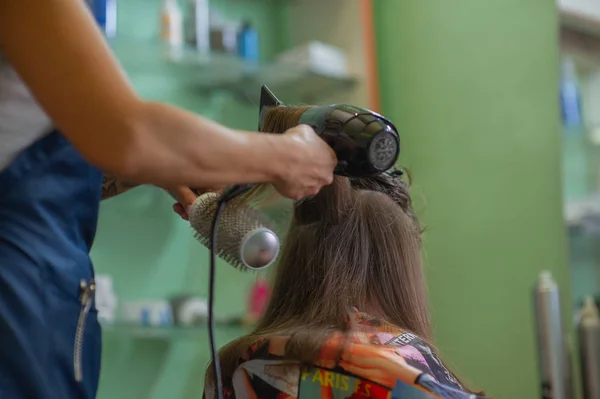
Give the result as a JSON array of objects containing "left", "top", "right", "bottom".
[{"left": 258, "top": 85, "right": 284, "bottom": 131}]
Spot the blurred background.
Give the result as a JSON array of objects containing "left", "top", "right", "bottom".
[{"left": 86, "top": 0, "right": 600, "bottom": 398}]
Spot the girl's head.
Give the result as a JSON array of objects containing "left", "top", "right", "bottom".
[
  {"left": 214, "top": 105, "right": 431, "bottom": 369},
  {"left": 257, "top": 173, "right": 430, "bottom": 340}
]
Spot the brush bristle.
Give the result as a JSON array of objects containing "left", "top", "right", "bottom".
[{"left": 188, "top": 192, "right": 280, "bottom": 270}]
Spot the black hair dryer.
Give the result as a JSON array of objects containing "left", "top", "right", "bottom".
[{"left": 259, "top": 85, "right": 401, "bottom": 178}]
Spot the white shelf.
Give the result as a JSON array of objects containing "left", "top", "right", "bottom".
[
  {"left": 560, "top": 0, "right": 600, "bottom": 37},
  {"left": 559, "top": 0, "right": 600, "bottom": 71},
  {"left": 564, "top": 192, "right": 600, "bottom": 227},
  {"left": 101, "top": 321, "right": 248, "bottom": 340}
]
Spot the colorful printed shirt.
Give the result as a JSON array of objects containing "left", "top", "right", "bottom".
[{"left": 204, "top": 312, "right": 486, "bottom": 399}]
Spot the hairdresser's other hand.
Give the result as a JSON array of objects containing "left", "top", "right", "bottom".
[
  {"left": 275, "top": 124, "right": 337, "bottom": 200},
  {"left": 168, "top": 186, "right": 223, "bottom": 221}
]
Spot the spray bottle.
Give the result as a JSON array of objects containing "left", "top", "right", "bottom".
[
  {"left": 533, "top": 271, "right": 571, "bottom": 399},
  {"left": 578, "top": 296, "right": 600, "bottom": 399},
  {"left": 160, "top": 0, "right": 183, "bottom": 48}
]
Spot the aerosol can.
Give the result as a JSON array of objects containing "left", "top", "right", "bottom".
[
  {"left": 533, "top": 271, "right": 571, "bottom": 399},
  {"left": 579, "top": 296, "right": 600, "bottom": 399}
]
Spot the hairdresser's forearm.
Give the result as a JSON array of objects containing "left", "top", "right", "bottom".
[
  {"left": 0, "top": 0, "right": 285, "bottom": 189},
  {"left": 99, "top": 101, "right": 285, "bottom": 188}
]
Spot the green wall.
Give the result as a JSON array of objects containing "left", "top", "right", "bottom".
[
  {"left": 374, "top": 2, "right": 571, "bottom": 399},
  {"left": 93, "top": 1, "right": 281, "bottom": 398}
]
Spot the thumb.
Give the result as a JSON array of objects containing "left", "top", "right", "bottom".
[{"left": 171, "top": 187, "right": 198, "bottom": 214}]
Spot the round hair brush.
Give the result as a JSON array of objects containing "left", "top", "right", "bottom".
[{"left": 188, "top": 192, "right": 281, "bottom": 270}]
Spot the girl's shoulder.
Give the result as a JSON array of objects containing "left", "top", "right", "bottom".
[
  {"left": 208, "top": 325, "right": 485, "bottom": 399},
  {"left": 352, "top": 311, "right": 464, "bottom": 391}
]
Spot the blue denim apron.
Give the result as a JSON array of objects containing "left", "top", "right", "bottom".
[{"left": 0, "top": 130, "right": 103, "bottom": 398}]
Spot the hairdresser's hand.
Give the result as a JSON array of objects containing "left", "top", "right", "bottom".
[
  {"left": 168, "top": 186, "right": 223, "bottom": 221},
  {"left": 275, "top": 125, "right": 337, "bottom": 200}
]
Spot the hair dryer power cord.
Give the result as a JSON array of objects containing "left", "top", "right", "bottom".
[
  {"left": 209, "top": 199, "right": 226, "bottom": 399},
  {"left": 208, "top": 185, "right": 253, "bottom": 399}
]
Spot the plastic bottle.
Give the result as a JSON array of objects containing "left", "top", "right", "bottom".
[
  {"left": 247, "top": 279, "right": 271, "bottom": 319},
  {"left": 161, "top": 0, "right": 183, "bottom": 48},
  {"left": 578, "top": 296, "right": 600, "bottom": 399},
  {"left": 86, "top": 0, "right": 117, "bottom": 39},
  {"left": 237, "top": 21, "right": 259, "bottom": 64},
  {"left": 561, "top": 57, "right": 583, "bottom": 130},
  {"left": 242, "top": 279, "right": 271, "bottom": 326},
  {"left": 561, "top": 56, "right": 592, "bottom": 203},
  {"left": 184, "top": 0, "right": 210, "bottom": 53}
]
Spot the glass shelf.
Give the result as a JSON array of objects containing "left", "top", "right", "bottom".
[
  {"left": 110, "top": 38, "right": 357, "bottom": 104},
  {"left": 565, "top": 191, "right": 600, "bottom": 230},
  {"left": 560, "top": 2, "right": 600, "bottom": 39},
  {"left": 101, "top": 322, "right": 250, "bottom": 340}
]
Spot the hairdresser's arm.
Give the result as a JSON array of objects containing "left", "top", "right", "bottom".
[
  {"left": 0, "top": 1, "right": 334, "bottom": 195},
  {"left": 101, "top": 175, "right": 140, "bottom": 200}
]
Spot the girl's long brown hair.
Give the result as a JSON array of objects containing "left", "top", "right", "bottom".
[{"left": 207, "top": 105, "right": 481, "bottom": 395}]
